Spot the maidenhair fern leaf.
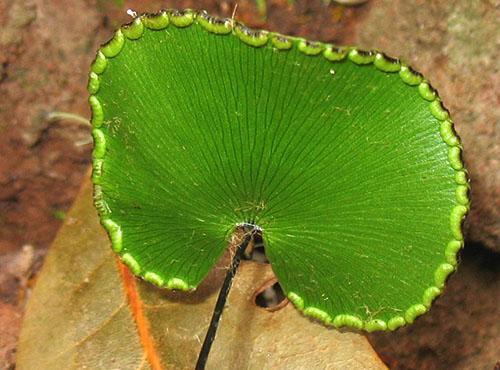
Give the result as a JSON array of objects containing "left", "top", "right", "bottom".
[{"left": 89, "top": 9, "right": 469, "bottom": 332}]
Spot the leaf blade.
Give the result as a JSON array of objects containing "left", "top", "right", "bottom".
[{"left": 89, "top": 10, "right": 469, "bottom": 330}]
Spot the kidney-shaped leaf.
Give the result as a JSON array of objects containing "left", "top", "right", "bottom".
[{"left": 88, "top": 9, "right": 469, "bottom": 331}]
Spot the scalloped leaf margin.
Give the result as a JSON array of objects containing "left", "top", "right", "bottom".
[{"left": 88, "top": 9, "right": 470, "bottom": 332}]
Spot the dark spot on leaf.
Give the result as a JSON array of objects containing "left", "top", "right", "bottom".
[{"left": 254, "top": 281, "right": 287, "bottom": 311}]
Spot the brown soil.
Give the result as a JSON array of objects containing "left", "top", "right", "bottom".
[{"left": 0, "top": 0, "right": 498, "bottom": 369}]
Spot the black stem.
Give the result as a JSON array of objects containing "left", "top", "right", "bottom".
[{"left": 195, "top": 231, "right": 253, "bottom": 370}]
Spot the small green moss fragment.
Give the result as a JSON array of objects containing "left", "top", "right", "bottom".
[
  {"left": 271, "top": 34, "right": 292, "bottom": 50},
  {"left": 87, "top": 72, "right": 100, "bottom": 95},
  {"left": 445, "top": 240, "right": 463, "bottom": 266},
  {"left": 90, "top": 51, "right": 107, "bottom": 75},
  {"left": 122, "top": 18, "right": 144, "bottom": 40},
  {"left": 418, "top": 81, "right": 437, "bottom": 101},
  {"left": 450, "top": 204, "right": 468, "bottom": 240},
  {"left": 122, "top": 253, "right": 141, "bottom": 275},
  {"left": 144, "top": 272, "right": 164, "bottom": 287},
  {"left": 88, "top": 95, "right": 103, "bottom": 128},
  {"left": 373, "top": 53, "right": 401, "bottom": 72},
  {"left": 434, "top": 263, "right": 455, "bottom": 289},
  {"left": 197, "top": 11, "right": 232, "bottom": 34},
  {"left": 348, "top": 49, "right": 375, "bottom": 65},
  {"left": 422, "top": 286, "right": 441, "bottom": 308},
  {"left": 287, "top": 292, "right": 304, "bottom": 310},
  {"left": 52, "top": 209, "right": 66, "bottom": 221},
  {"left": 333, "top": 314, "right": 363, "bottom": 329},
  {"left": 234, "top": 24, "right": 269, "bottom": 47},
  {"left": 323, "top": 46, "right": 349, "bottom": 62},
  {"left": 167, "top": 277, "right": 190, "bottom": 291},
  {"left": 429, "top": 99, "right": 450, "bottom": 121},
  {"left": 454, "top": 170, "right": 469, "bottom": 185},
  {"left": 448, "top": 146, "right": 463, "bottom": 170},
  {"left": 439, "top": 120, "right": 460, "bottom": 147},
  {"left": 387, "top": 316, "right": 406, "bottom": 331},
  {"left": 399, "top": 65, "right": 423, "bottom": 86},
  {"left": 169, "top": 9, "right": 195, "bottom": 28},
  {"left": 91, "top": 129, "right": 106, "bottom": 159},
  {"left": 142, "top": 11, "right": 169, "bottom": 30},
  {"left": 297, "top": 40, "right": 324, "bottom": 56},
  {"left": 456, "top": 185, "right": 470, "bottom": 206},
  {"left": 101, "top": 29, "right": 125, "bottom": 58},
  {"left": 303, "top": 307, "right": 332, "bottom": 323},
  {"left": 365, "top": 319, "right": 387, "bottom": 332},
  {"left": 102, "top": 219, "right": 123, "bottom": 252},
  {"left": 404, "top": 304, "right": 427, "bottom": 324}
]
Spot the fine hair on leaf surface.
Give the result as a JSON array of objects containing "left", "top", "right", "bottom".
[{"left": 88, "top": 8, "right": 469, "bottom": 332}]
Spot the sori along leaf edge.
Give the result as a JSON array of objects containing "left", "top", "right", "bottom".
[{"left": 87, "top": 9, "right": 470, "bottom": 332}]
